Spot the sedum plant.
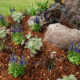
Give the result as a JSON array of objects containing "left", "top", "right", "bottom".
[
  {"left": 11, "top": 24, "right": 25, "bottom": 45},
  {"left": 0, "top": 27, "right": 9, "bottom": 39},
  {"left": 31, "top": 16, "right": 41, "bottom": 32},
  {"left": 8, "top": 53, "right": 27, "bottom": 78},
  {"left": 57, "top": 74, "right": 77, "bottom": 80},
  {"left": 26, "top": 32, "right": 31, "bottom": 40},
  {"left": 25, "top": 37, "right": 43, "bottom": 57},
  {"left": 11, "top": 12, "right": 24, "bottom": 23},
  {"left": 67, "top": 42, "right": 80, "bottom": 65},
  {"left": 0, "top": 14, "right": 9, "bottom": 27}
]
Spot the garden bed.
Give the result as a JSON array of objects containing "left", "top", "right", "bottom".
[{"left": 0, "top": 15, "right": 80, "bottom": 80}]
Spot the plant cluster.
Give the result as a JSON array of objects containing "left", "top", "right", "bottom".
[
  {"left": 11, "top": 11, "right": 24, "bottom": 23},
  {"left": 36, "top": 0, "right": 49, "bottom": 11},
  {"left": 11, "top": 24, "right": 25, "bottom": 45},
  {"left": 31, "top": 16, "right": 41, "bottom": 32},
  {"left": 28, "top": 4, "right": 38, "bottom": 16},
  {"left": 25, "top": 36, "right": 43, "bottom": 57},
  {"left": 0, "top": 14, "right": 9, "bottom": 27},
  {"left": 67, "top": 42, "right": 80, "bottom": 65},
  {"left": 28, "top": 0, "right": 49, "bottom": 16},
  {"left": 8, "top": 53, "right": 27, "bottom": 78},
  {"left": 57, "top": 74, "right": 77, "bottom": 80}
]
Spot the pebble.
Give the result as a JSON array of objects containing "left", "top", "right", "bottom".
[{"left": 43, "top": 73, "right": 46, "bottom": 76}]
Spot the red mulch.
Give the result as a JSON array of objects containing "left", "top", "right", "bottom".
[{"left": 0, "top": 15, "right": 80, "bottom": 80}]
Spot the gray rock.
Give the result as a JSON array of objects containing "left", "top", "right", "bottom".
[
  {"left": 27, "top": 16, "right": 44, "bottom": 27},
  {"left": 44, "top": 23, "right": 80, "bottom": 50},
  {"left": 60, "top": 0, "right": 80, "bottom": 28}
]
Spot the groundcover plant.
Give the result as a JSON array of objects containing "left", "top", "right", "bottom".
[{"left": 0, "top": 0, "right": 80, "bottom": 80}]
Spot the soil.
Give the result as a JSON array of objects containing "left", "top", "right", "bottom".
[{"left": 0, "top": 15, "right": 80, "bottom": 80}]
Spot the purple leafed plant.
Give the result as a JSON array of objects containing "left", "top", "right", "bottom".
[
  {"left": 19, "top": 56, "right": 27, "bottom": 66},
  {"left": 10, "top": 52, "right": 17, "bottom": 65},
  {"left": 34, "top": 16, "right": 40, "bottom": 24},
  {"left": 10, "top": 52, "right": 27, "bottom": 66},
  {"left": 69, "top": 42, "right": 80, "bottom": 54},
  {"left": 11, "top": 23, "right": 21, "bottom": 33}
]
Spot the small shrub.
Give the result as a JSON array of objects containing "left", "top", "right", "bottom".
[
  {"left": 0, "top": 14, "right": 9, "bottom": 27},
  {"left": 57, "top": 74, "right": 77, "bottom": 80},
  {"left": 28, "top": 0, "right": 49, "bottom": 16},
  {"left": 31, "top": 16, "right": 41, "bottom": 32},
  {"left": 27, "top": 4, "right": 38, "bottom": 16},
  {"left": 36, "top": 0, "right": 49, "bottom": 11},
  {"left": 11, "top": 12, "right": 24, "bottom": 23},
  {"left": 11, "top": 32, "right": 25, "bottom": 45},
  {"left": 8, "top": 53, "right": 27, "bottom": 78},
  {"left": 25, "top": 37, "right": 43, "bottom": 57},
  {"left": 67, "top": 42, "right": 80, "bottom": 65},
  {"left": 11, "top": 24, "right": 25, "bottom": 45}
]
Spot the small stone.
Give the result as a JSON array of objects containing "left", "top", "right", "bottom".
[
  {"left": 43, "top": 73, "right": 46, "bottom": 76},
  {"left": 60, "top": 66, "right": 63, "bottom": 69},
  {"left": 27, "top": 56, "right": 30, "bottom": 59},
  {"left": 76, "top": 72, "right": 79, "bottom": 74}
]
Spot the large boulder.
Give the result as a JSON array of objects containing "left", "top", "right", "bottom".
[
  {"left": 60, "top": 0, "right": 80, "bottom": 29},
  {"left": 44, "top": 23, "right": 80, "bottom": 50}
]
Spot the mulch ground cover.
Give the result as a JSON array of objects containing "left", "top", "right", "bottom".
[{"left": 0, "top": 15, "right": 80, "bottom": 80}]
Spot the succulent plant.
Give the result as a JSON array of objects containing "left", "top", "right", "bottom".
[
  {"left": 57, "top": 74, "right": 77, "bottom": 80},
  {"left": 25, "top": 37, "right": 43, "bottom": 57},
  {"left": 11, "top": 12, "right": 24, "bottom": 23}
]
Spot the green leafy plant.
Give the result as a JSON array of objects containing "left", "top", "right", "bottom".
[
  {"left": 27, "top": 0, "right": 49, "bottom": 16},
  {"left": 0, "top": 14, "right": 9, "bottom": 27},
  {"left": 11, "top": 32, "right": 25, "bottom": 45},
  {"left": 57, "top": 74, "right": 77, "bottom": 80},
  {"left": 25, "top": 37, "right": 43, "bottom": 57},
  {"left": 8, "top": 53, "right": 27, "bottom": 78},
  {"left": 11, "top": 24, "right": 25, "bottom": 45},
  {"left": 67, "top": 42, "right": 80, "bottom": 65},
  {"left": 36, "top": 0, "right": 49, "bottom": 11},
  {"left": 11, "top": 12, "right": 24, "bottom": 23},
  {"left": 27, "top": 4, "right": 38, "bottom": 16},
  {"left": 31, "top": 23, "right": 41, "bottom": 32},
  {"left": 31, "top": 16, "right": 41, "bottom": 32}
]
